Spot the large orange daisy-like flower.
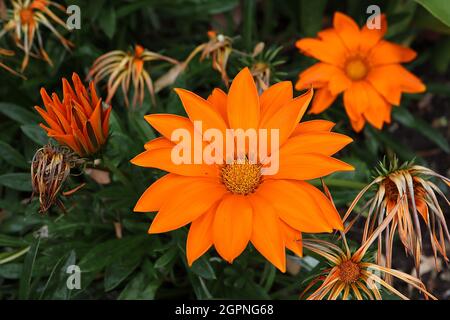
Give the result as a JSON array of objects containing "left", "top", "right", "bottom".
[
  {"left": 295, "top": 12, "right": 425, "bottom": 132},
  {"left": 35, "top": 73, "right": 111, "bottom": 157},
  {"left": 131, "top": 67, "right": 354, "bottom": 272}
]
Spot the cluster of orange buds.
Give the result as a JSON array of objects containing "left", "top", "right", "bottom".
[
  {"left": 35, "top": 73, "right": 111, "bottom": 157},
  {"left": 0, "top": 0, "right": 73, "bottom": 71}
]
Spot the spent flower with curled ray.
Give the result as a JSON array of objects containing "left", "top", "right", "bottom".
[
  {"left": 343, "top": 157, "right": 450, "bottom": 280},
  {"left": 0, "top": 0, "right": 73, "bottom": 71}
]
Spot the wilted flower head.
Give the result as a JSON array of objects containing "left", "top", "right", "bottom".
[
  {"left": 31, "top": 144, "right": 79, "bottom": 213},
  {"left": 184, "top": 30, "right": 233, "bottom": 87},
  {"left": 344, "top": 157, "right": 450, "bottom": 277},
  {"left": 301, "top": 222, "right": 436, "bottom": 300},
  {"left": 35, "top": 72, "right": 111, "bottom": 157},
  {"left": 295, "top": 12, "right": 425, "bottom": 132},
  {"left": 88, "top": 44, "right": 179, "bottom": 108},
  {"left": 240, "top": 43, "right": 286, "bottom": 93},
  {"left": 0, "top": 0, "right": 73, "bottom": 71}
]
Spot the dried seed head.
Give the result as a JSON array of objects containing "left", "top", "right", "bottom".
[{"left": 31, "top": 144, "right": 79, "bottom": 213}]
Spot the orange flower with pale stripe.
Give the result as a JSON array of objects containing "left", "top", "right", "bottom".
[
  {"left": 35, "top": 73, "right": 111, "bottom": 157},
  {"left": 131, "top": 67, "right": 354, "bottom": 271},
  {"left": 295, "top": 12, "right": 425, "bottom": 132}
]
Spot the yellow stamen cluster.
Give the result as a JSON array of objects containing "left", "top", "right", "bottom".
[
  {"left": 221, "top": 159, "right": 262, "bottom": 195},
  {"left": 338, "top": 260, "right": 361, "bottom": 284},
  {"left": 345, "top": 58, "right": 368, "bottom": 81}
]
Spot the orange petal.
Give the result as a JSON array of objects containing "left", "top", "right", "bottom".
[
  {"left": 187, "top": 206, "right": 216, "bottom": 266},
  {"left": 175, "top": 88, "right": 228, "bottom": 134},
  {"left": 35, "top": 106, "right": 63, "bottom": 133},
  {"left": 144, "top": 114, "right": 193, "bottom": 140},
  {"left": 149, "top": 180, "right": 226, "bottom": 233},
  {"left": 213, "top": 194, "right": 253, "bottom": 263},
  {"left": 295, "top": 63, "right": 342, "bottom": 90},
  {"left": 134, "top": 173, "right": 193, "bottom": 212},
  {"left": 260, "top": 81, "right": 293, "bottom": 123},
  {"left": 259, "top": 88, "right": 313, "bottom": 147},
  {"left": 366, "top": 68, "right": 402, "bottom": 105},
  {"left": 256, "top": 179, "right": 333, "bottom": 233},
  {"left": 280, "top": 221, "right": 303, "bottom": 257},
  {"left": 144, "top": 137, "right": 174, "bottom": 151},
  {"left": 207, "top": 88, "right": 228, "bottom": 125},
  {"left": 248, "top": 194, "right": 286, "bottom": 272},
  {"left": 88, "top": 100, "right": 104, "bottom": 145},
  {"left": 296, "top": 39, "right": 346, "bottom": 66},
  {"left": 369, "top": 41, "right": 417, "bottom": 65},
  {"left": 343, "top": 81, "right": 368, "bottom": 122},
  {"left": 359, "top": 14, "right": 387, "bottom": 52},
  {"left": 271, "top": 153, "right": 354, "bottom": 180},
  {"left": 416, "top": 199, "right": 429, "bottom": 223},
  {"left": 333, "top": 12, "right": 360, "bottom": 52},
  {"left": 279, "top": 132, "right": 353, "bottom": 157},
  {"left": 291, "top": 120, "right": 335, "bottom": 136},
  {"left": 363, "top": 83, "right": 391, "bottom": 130},
  {"left": 308, "top": 87, "right": 337, "bottom": 114},
  {"left": 48, "top": 133, "right": 83, "bottom": 156},
  {"left": 227, "top": 67, "right": 260, "bottom": 130},
  {"left": 130, "top": 147, "right": 219, "bottom": 177},
  {"left": 295, "top": 181, "right": 344, "bottom": 230}
]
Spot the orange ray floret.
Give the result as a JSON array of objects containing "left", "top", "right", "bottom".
[
  {"left": 35, "top": 73, "right": 111, "bottom": 157},
  {"left": 131, "top": 67, "right": 354, "bottom": 272},
  {"left": 295, "top": 12, "right": 425, "bottom": 132}
]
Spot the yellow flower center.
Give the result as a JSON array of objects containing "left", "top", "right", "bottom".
[
  {"left": 345, "top": 58, "right": 368, "bottom": 81},
  {"left": 221, "top": 159, "right": 262, "bottom": 195},
  {"left": 338, "top": 260, "right": 360, "bottom": 284}
]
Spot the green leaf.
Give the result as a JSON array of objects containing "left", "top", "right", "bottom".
[
  {"left": 0, "top": 140, "right": 29, "bottom": 169},
  {"left": 0, "top": 173, "right": 32, "bottom": 191},
  {"left": 79, "top": 235, "right": 147, "bottom": 273},
  {"left": 21, "top": 124, "right": 48, "bottom": 145},
  {"left": 0, "top": 102, "right": 39, "bottom": 125},
  {"left": 104, "top": 254, "right": 142, "bottom": 292},
  {"left": 99, "top": 6, "right": 116, "bottom": 39},
  {"left": 18, "top": 237, "right": 40, "bottom": 299},
  {"left": 415, "top": 0, "right": 450, "bottom": 27},
  {"left": 190, "top": 257, "right": 216, "bottom": 280},
  {"left": 118, "top": 272, "right": 161, "bottom": 300},
  {"left": 154, "top": 247, "right": 178, "bottom": 269},
  {"left": 393, "top": 107, "right": 450, "bottom": 153}
]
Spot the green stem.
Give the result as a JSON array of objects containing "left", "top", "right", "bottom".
[{"left": 310, "top": 178, "right": 366, "bottom": 190}]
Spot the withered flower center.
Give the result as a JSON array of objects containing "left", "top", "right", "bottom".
[
  {"left": 20, "top": 8, "right": 34, "bottom": 25},
  {"left": 221, "top": 159, "right": 262, "bottom": 195},
  {"left": 338, "top": 260, "right": 361, "bottom": 284}
]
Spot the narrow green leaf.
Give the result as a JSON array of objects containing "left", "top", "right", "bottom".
[
  {"left": 393, "top": 107, "right": 450, "bottom": 153},
  {"left": 0, "top": 173, "right": 32, "bottom": 191},
  {"left": 18, "top": 237, "right": 40, "bottom": 299},
  {"left": 0, "top": 140, "right": 29, "bottom": 169},
  {"left": 21, "top": 124, "right": 48, "bottom": 145},
  {"left": 415, "top": 0, "right": 450, "bottom": 27},
  {"left": 0, "top": 102, "right": 39, "bottom": 125}
]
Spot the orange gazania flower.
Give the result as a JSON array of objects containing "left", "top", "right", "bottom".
[
  {"left": 88, "top": 44, "right": 179, "bottom": 108},
  {"left": 131, "top": 67, "right": 354, "bottom": 272},
  {"left": 0, "top": 0, "right": 73, "bottom": 71},
  {"left": 295, "top": 12, "right": 425, "bottom": 132},
  {"left": 35, "top": 73, "right": 111, "bottom": 157}
]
